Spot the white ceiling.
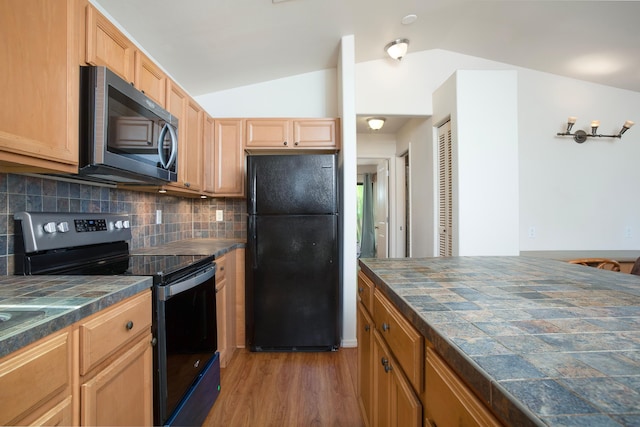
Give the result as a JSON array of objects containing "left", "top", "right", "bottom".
[{"left": 93, "top": 0, "right": 640, "bottom": 100}]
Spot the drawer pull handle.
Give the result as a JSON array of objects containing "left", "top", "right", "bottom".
[
  {"left": 126, "top": 321, "right": 134, "bottom": 331},
  {"left": 382, "top": 322, "right": 390, "bottom": 332}
]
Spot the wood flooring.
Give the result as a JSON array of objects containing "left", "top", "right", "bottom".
[{"left": 203, "top": 348, "right": 364, "bottom": 427}]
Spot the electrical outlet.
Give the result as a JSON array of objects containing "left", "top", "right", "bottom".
[
  {"left": 528, "top": 226, "right": 536, "bottom": 239},
  {"left": 155, "top": 210, "right": 162, "bottom": 225},
  {"left": 216, "top": 210, "right": 224, "bottom": 222}
]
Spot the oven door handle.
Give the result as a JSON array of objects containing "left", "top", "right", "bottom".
[{"left": 158, "top": 265, "right": 216, "bottom": 301}]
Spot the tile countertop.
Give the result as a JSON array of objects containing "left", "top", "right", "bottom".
[
  {"left": 358, "top": 256, "right": 640, "bottom": 427},
  {"left": 131, "top": 238, "right": 245, "bottom": 257},
  {"left": 0, "top": 275, "right": 152, "bottom": 359}
]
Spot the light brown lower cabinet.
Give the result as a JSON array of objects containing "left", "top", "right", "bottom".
[
  {"left": 424, "top": 347, "right": 501, "bottom": 427},
  {"left": 0, "top": 290, "right": 153, "bottom": 427},
  {"left": 0, "top": 327, "right": 74, "bottom": 426},
  {"left": 372, "top": 330, "right": 422, "bottom": 427},
  {"left": 357, "top": 269, "right": 504, "bottom": 427},
  {"left": 216, "top": 253, "right": 237, "bottom": 367}
]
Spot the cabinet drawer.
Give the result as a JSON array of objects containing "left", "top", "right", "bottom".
[
  {"left": 373, "top": 290, "right": 423, "bottom": 392},
  {"left": 216, "top": 255, "right": 227, "bottom": 283},
  {"left": 425, "top": 347, "right": 502, "bottom": 427},
  {"left": 0, "top": 328, "right": 72, "bottom": 425},
  {"left": 357, "top": 270, "right": 374, "bottom": 314},
  {"left": 79, "top": 290, "right": 152, "bottom": 375}
]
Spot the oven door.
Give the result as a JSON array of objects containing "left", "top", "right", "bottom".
[{"left": 155, "top": 264, "right": 219, "bottom": 426}]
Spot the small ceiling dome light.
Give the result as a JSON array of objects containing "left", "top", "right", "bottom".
[
  {"left": 367, "top": 117, "right": 386, "bottom": 131},
  {"left": 385, "top": 38, "right": 410, "bottom": 61}
]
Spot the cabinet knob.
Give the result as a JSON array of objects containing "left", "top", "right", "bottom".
[
  {"left": 384, "top": 363, "right": 392, "bottom": 373},
  {"left": 294, "top": 141, "right": 299, "bottom": 146},
  {"left": 184, "top": 182, "right": 191, "bottom": 188},
  {"left": 283, "top": 141, "right": 288, "bottom": 146},
  {"left": 381, "top": 357, "right": 388, "bottom": 366},
  {"left": 382, "top": 322, "right": 390, "bottom": 332},
  {"left": 126, "top": 321, "right": 134, "bottom": 330},
  {"left": 364, "top": 324, "right": 370, "bottom": 332},
  {"left": 358, "top": 287, "right": 363, "bottom": 293}
]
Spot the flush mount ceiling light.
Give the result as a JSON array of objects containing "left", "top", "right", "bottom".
[
  {"left": 367, "top": 117, "right": 386, "bottom": 131},
  {"left": 385, "top": 38, "right": 410, "bottom": 61},
  {"left": 557, "top": 116, "right": 634, "bottom": 143}
]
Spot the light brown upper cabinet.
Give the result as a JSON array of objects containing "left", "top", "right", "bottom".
[
  {"left": 0, "top": 0, "right": 83, "bottom": 174},
  {"left": 86, "top": 4, "right": 167, "bottom": 108},
  {"left": 85, "top": 4, "right": 135, "bottom": 83},
  {"left": 245, "top": 118, "right": 340, "bottom": 150},
  {"left": 207, "top": 118, "right": 245, "bottom": 197},
  {"left": 134, "top": 51, "right": 167, "bottom": 107},
  {"left": 183, "top": 98, "right": 204, "bottom": 192}
]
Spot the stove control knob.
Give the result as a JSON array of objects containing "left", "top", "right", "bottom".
[
  {"left": 123, "top": 220, "right": 130, "bottom": 229},
  {"left": 43, "top": 222, "right": 57, "bottom": 234},
  {"left": 115, "top": 220, "right": 124, "bottom": 229},
  {"left": 56, "top": 222, "right": 69, "bottom": 233}
]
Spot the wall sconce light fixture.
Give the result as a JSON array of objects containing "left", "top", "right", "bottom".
[
  {"left": 385, "top": 39, "right": 409, "bottom": 61},
  {"left": 367, "top": 117, "right": 386, "bottom": 131},
  {"left": 557, "top": 116, "right": 634, "bottom": 143}
]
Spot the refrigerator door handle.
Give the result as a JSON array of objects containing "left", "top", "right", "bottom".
[{"left": 250, "top": 216, "right": 259, "bottom": 269}]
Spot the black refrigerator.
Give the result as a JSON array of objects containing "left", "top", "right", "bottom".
[{"left": 246, "top": 154, "right": 340, "bottom": 351}]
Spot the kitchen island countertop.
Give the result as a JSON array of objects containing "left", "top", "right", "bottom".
[
  {"left": 359, "top": 256, "right": 640, "bottom": 427},
  {"left": 0, "top": 275, "right": 152, "bottom": 359}
]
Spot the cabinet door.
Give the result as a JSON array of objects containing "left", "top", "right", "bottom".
[
  {"left": 0, "top": 0, "right": 79, "bottom": 172},
  {"left": 81, "top": 333, "right": 153, "bottom": 426},
  {"left": 293, "top": 119, "right": 339, "bottom": 149},
  {"left": 425, "top": 347, "right": 501, "bottom": 427},
  {"left": 134, "top": 50, "right": 166, "bottom": 107},
  {"left": 245, "top": 119, "right": 291, "bottom": 148},
  {"left": 166, "top": 81, "right": 188, "bottom": 189},
  {"left": 357, "top": 303, "right": 374, "bottom": 427},
  {"left": 0, "top": 328, "right": 73, "bottom": 426},
  {"left": 85, "top": 4, "right": 135, "bottom": 82},
  {"left": 213, "top": 119, "right": 245, "bottom": 196},
  {"left": 373, "top": 330, "right": 422, "bottom": 427},
  {"left": 183, "top": 99, "right": 204, "bottom": 192}
]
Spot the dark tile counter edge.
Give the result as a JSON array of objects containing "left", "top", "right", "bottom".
[
  {"left": 0, "top": 277, "right": 152, "bottom": 359},
  {"left": 358, "top": 261, "right": 545, "bottom": 427}
]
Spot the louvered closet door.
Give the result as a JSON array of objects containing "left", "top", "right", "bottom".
[{"left": 438, "top": 121, "right": 453, "bottom": 257}]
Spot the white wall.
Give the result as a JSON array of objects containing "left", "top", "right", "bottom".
[
  {"left": 358, "top": 49, "right": 640, "bottom": 252},
  {"left": 396, "top": 118, "right": 434, "bottom": 257},
  {"left": 433, "top": 70, "right": 520, "bottom": 256},
  {"left": 196, "top": 69, "right": 338, "bottom": 118},
  {"left": 337, "top": 35, "right": 358, "bottom": 348}
]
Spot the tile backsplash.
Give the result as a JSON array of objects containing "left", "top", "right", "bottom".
[{"left": 0, "top": 173, "right": 246, "bottom": 275}]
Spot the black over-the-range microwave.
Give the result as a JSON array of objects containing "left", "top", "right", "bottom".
[{"left": 78, "top": 65, "right": 178, "bottom": 184}]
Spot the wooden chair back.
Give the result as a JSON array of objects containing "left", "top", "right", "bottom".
[{"left": 568, "top": 258, "right": 621, "bottom": 272}]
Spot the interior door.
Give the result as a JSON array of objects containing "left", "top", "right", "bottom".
[{"left": 375, "top": 160, "right": 389, "bottom": 258}]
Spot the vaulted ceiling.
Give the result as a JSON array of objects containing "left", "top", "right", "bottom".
[{"left": 93, "top": 0, "right": 640, "bottom": 97}]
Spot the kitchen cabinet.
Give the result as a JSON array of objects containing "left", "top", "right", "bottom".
[
  {"left": 373, "top": 330, "right": 422, "bottom": 427},
  {"left": 245, "top": 118, "right": 340, "bottom": 150},
  {"left": 78, "top": 290, "right": 153, "bottom": 426},
  {"left": 215, "top": 254, "right": 237, "bottom": 367},
  {"left": 358, "top": 268, "right": 505, "bottom": 427},
  {"left": 234, "top": 248, "right": 246, "bottom": 348},
  {"left": 357, "top": 271, "right": 422, "bottom": 427},
  {"left": 86, "top": 4, "right": 167, "bottom": 108},
  {"left": 0, "top": 0, "right": 83, "bottom": 174},
  {"left": 85, "top": 4, "right": 135, "bottom": 83},
  {"left": 134, "top": 51, "right": 167, "bottom": 107},
  {"left": 424, "top": 347, "right": 501, "bottom": 427},
  {"left": 204, "top": 118, "right": 245, "bottom": 197},
  {"left": 0, "top": 327, "right": 74, "bottom": 426},
  {"left": 357, "top": 303, "right": 374, "bottom": 427},
  {"left": 183, "top": 98, "right": 205, "bottom": 192}
]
